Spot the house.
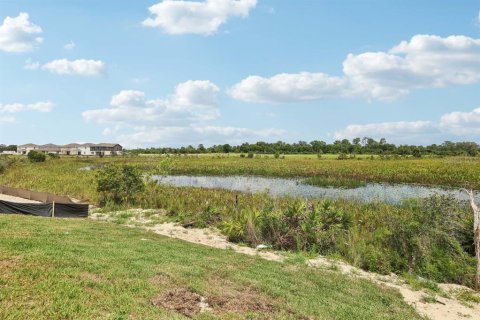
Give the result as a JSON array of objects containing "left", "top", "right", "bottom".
[
  {"left": 61, "top": 143, "right": 81, "bottom": 156},
  {"left": 78, "top": 143, "right": 123, "bottom": 156},
  {"left": 39, "top": 144, "right": 62, "bottom": 154},
  {"left": 17, "top": 143, "right": 40, "bottom": 155},
  {"left": 17, "top": 143, "right": 123, "bottom": 156}
]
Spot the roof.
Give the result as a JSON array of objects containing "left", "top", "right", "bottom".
[
  {"left": 18, "top": 143, "right": 39, "bottom": 148},
  {"left": 17, "top": 143, "right": 122, "bottom": 149}
]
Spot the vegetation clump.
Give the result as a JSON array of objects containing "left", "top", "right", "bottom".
[
  {"left": 27, "top": 150, "right": 46, "bottom": 162},
  {"left": 96, "top": 164, "right": 145, "bottom": 206}
]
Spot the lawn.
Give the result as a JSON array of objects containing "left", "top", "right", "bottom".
[{"left": 0, "top": 215, "right": 420, "bottom": 320}]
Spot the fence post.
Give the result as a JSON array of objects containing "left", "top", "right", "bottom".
[{"left": 52, "top": 201, "right": 55, "bottom": 218}]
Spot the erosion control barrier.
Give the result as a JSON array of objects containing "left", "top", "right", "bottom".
[
  {"left": 0, "top": 185, "right": 74, "bottom": 204},
  {"left": 0, "top": 185, "right": 88, "bottom": 217},
  {"left": 0, "top": 200, "right": 88, "bottom": 218}
]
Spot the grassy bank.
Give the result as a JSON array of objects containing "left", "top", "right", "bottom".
[{"left": 0, "top": 215, "right": 420, "bottom": 319}]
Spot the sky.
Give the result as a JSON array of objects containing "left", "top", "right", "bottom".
[{"left": 0, "top": 0, "right": 480, "bottom": 148}]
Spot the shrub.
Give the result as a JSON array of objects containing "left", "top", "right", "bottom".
[
  {"left": 96, "top": 164, "right": 145, "bottom": 205},
  {"left": 247, "top": 151, "right": 254, "bottom": 158},
  {"left": 337, "top": 153, "right": 348, "bottom": 160},
  {"left": 274, "top": 152, "right": 280, "bottom": 159},
  {"left": 27, "top": 150, "right": 46, "bottom": 162}
]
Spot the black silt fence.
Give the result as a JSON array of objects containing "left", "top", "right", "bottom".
[{"left": 0, "top": 200, "right": 88, "bottom": 218}]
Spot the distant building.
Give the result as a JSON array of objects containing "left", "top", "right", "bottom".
[
  {"left": 16, "top": 143, "right": 123, "bottom": 156},
  {"left": 17, "top": 143, "right": 40, "bottom": 155}
]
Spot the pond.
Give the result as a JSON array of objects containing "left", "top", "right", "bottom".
[{"left": 154, "top": 175, "right": 479, "bottom": 205}]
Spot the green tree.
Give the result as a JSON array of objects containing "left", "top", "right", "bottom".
[{"left": 96, "top": 164, "right": 145, "bottom": 205}]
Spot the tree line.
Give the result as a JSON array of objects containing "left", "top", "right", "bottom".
[{"left": 128, "top": 138, "right": 479, "bottom": 157}]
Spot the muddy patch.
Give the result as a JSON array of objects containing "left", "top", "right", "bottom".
[{"left": 151, "top": 288, "right": 202, "bottom": 317}]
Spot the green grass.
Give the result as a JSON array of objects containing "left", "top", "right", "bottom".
[{"left": 0, "top": 215, "right": 421, "bottom": 319}]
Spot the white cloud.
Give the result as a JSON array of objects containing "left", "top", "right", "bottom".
[
  {"left": 0, "top": 101, "right": 53, "bottom": 113},
  {"left": 142, "top": 0, "right": 257, "bottom": 35},
  {"left": 64, "top": 41, "right": 75, "bottom": 50},
  {"left": 230, "top": 34, "right": 480, "bottom": 103},
  {"left": 24, "top": 58, "right": 39, "bottom": 70},
  {"left": 439, "top": 107, "right": 480, "bottom": 135},
  {"left": 334, "top": 106, "right": 480, "bottom": 144},
  {"left": 83, "top": 80, "right": 284, "bottom": 147},
  {"left": 228, "top": 72, "right": 347, "bottom": 103},
  {"left": 42, "top": 59, "right": 106, "bottom": 76},
  {"left": 0, "top": 12, "right": 43, "bottom": 53},
  {"left": 0, "top": 101, "right": 53, "bottom": 123},
  {"left": 83, "top": 80, "right": 220, "bottom": 126}
]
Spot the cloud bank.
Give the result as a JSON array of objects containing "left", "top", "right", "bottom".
[
  {"left": 230, "top": 35, "right": 480, "bottom": 103},
  {"left": 83, "top": 80, "right": 283, "bottom": 147},
  {"left": 334, "top": 107, "right": 480, "bottom": 144}
]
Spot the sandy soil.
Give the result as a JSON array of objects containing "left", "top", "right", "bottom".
[
  {"left": 0, "top": 194, "right": 40, "bottom": 203},
  {"left": 90, "top": 212, "right": 480, "bottom": 320}
]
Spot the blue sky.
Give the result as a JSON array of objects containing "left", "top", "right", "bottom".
[{"left": 1, "top": 0, "right": 479, "bottom": 147}]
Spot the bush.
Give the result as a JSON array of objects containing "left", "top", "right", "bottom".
[
  {"left": 96, "top": 164, "right": 145, "bottom": 205},
  {"left": 247, "top": 151, "right": 254, "bottom": 158},
  {"left": 274, "top": 152, "right": 280, "bottom": 159},
  {"left": 337, "top": 153, "right": 348, "bottom": 160},
  {"left": 27, "top": 150, "right": 46, "bottom": 162}
]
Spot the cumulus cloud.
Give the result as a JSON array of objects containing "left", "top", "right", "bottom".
[
  {"left": 0, "top": 101, "right": 53, "bottom": 123},
  {"left": 439, "top": 107, "right": 480, "bottom": 135},
  {"left": 0, "top": 12, "right": 43, "bottom": 53},
  {"left": 83, "top": 80, "right": 284, "bottom": 147},
  {"left": 334, "top": 106, "right": 480, "bottom": 144},
  {"left": 83, "top": 80, "right": 221, "bottom": 125},
  {"left": 42, "top": 59, "right": 106, "bottom": 76},
  {"left": 229, "top": 72, "right": 347, "bottom": 103},
  {"left": 230, "top": 34, "right": 480, "bottom": 103},
  {"left": 142, "top": 0, "right": 257, "bottom": 35}
]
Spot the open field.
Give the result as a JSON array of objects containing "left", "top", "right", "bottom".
[
  {"left": 0, "top": 215, "right": 421, "bottom": 319},
  {"left": 1, "top": 155, "right": 480, "bottom": 194}
]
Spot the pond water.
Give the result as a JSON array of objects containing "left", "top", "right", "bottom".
[{"left": 154, "top": 175, "right": 479, "bottom": 204}]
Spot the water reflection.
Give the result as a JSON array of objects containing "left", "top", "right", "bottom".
[{"left": 154, "top": 175, "right": 479, "bottom": 204}]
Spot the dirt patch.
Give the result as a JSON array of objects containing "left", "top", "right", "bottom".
[
  {"left": 0, "top": 256, "right": 21, "bottom": 272},
  {"left": 209, "top": 289, "right": 275, "bottom": 315},
  {"left": 79, "top": 271, "right": 103, "bottom": 283},
  {"left": 151, "top": 288, "right": 202, "bottom": 317}
]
